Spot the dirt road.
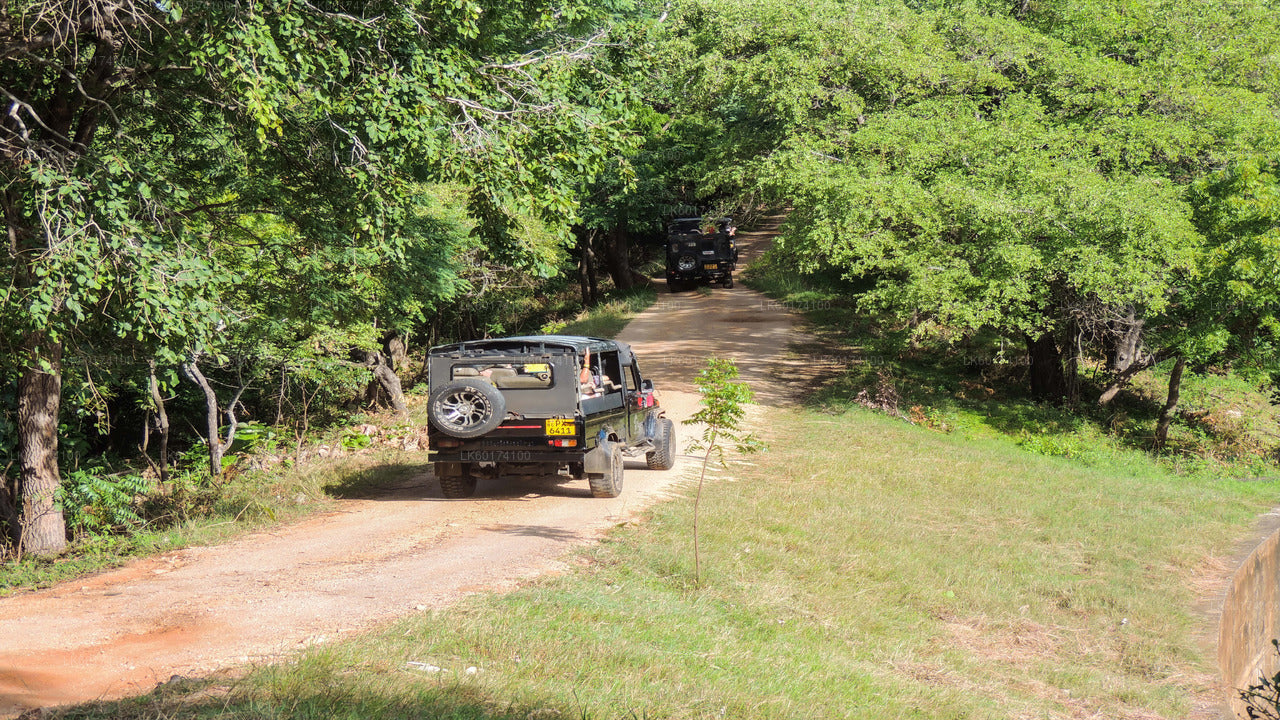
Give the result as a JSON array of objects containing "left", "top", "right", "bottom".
[{"left": 0, "top": 219, "right": 812, "bottom": 716}]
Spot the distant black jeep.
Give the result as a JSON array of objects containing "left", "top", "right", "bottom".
[
  {"left": 665, "top": 217, "right": 738, "bottom": 292},
  {"left": 425, "top": 336, "right": 675, "bottom": 499}
]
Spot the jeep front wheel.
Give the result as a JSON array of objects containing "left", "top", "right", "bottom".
[
  {"left": 428, "top": 380, "right": 506, "bottom": 439},
  {"left": 646, "top": 417, "right": 676, "bottom": 471},
  {"left": 588, "top": 444, "right": 624, "bottom": 498}
]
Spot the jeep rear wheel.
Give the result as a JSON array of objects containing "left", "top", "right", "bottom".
[
  {"left": 646, "top": 417, "right": 676, "bottom": 471},
  {"left": 588, "top": 444, "right": 624, "bottom": 498},
  {"left": 428, "top": 380, "right": 506, "bottom": 439},
  {"left": 436, "top": 463, "right": 478, "bottom": 499}
]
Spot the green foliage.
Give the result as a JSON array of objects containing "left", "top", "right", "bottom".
[
  {"left": 2, "top": 0, "right": 658, "bottom": 551},
  {"left": 0, "top": 379, "right": 15, "bottom": 470},
  {"left": 58, "top": 469, "right": 151, "bottom": 538},
  {"left": 339, "top": 430, "right": 373, "bottom": 451},
  {"left": 231, "top": 421, "right": 281, "bottom": 455},
  {"left": 684, "top": 358, "right": 762, "bottom": 585},
  {"left": 653, "top": 0, "right": 1279, "bottom": 403},
  {"left": 685, "top": 358, "right": 763, "bottom": 462},
  {"left": 1183, "top": 155, "right": 1280, "bottom": 373},
  {"left": 747, "top": 252, "right": 1280, "bottom": 475},
  {"left": 550, "top": 286, "right": 658, "bottom": 338},
  {"left": 1016, "top": 428, "right": 1091, "bottom": 459}
]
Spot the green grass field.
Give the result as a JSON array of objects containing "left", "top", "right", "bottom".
[
  {"left": 64, "top": 403, "right": 1280, "bottom": 719},
  {"left": 24, "top": 259, "right": 1280, "bottom": 719}
]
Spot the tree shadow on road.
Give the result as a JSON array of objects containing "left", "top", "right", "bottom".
[
  {"left": 321, "top": 460, "right": 435, "bottom": 500},
  {"left": 322, "top": 460, "right": 614, "bottom": 502}
]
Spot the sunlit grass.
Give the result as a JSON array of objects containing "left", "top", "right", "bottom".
[
  {"left": 61, "top": 405, "right": 1280, "bottom": 719},
  {"left": 551, "top": 285, "right": 658, "bottom": 338}
]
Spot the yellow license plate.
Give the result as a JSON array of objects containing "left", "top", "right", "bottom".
[
  {"left": 704, "top": 263, "right": 718, "bottom": 270},
  {"left": 545, "top": 418, "right": 576, "bottom": 436}
]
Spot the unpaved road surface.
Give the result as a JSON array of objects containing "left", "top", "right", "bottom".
[{"left": 0, "top": 219, "right": 816, "bottom": 716}]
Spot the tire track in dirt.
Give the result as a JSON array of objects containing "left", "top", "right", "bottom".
[{"left": 0, "top": 218, "right": 818, "bottom": 717}]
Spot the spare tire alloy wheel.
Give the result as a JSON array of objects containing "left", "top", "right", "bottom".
[
  {"left": 676, "top": 255, "right": 698, "bottom": 272},
  {"left": 428, "top": 380, "right": 506, "bottom": 439}
]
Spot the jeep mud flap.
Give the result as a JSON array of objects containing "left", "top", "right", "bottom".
[{"left": 584, "top": 435, "right": 617, "bottom": 475}]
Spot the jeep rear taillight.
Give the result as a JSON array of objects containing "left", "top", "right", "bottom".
[{"left": 548, "top": 438, "right": 578, "bottom": 448}]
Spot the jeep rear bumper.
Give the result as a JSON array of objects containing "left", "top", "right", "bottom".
[
  {"left": 431, "top": 448, "right": 586, "bottom": 464},
  {"left": 667, "top": 267, "right": 734, "bottom": 281}
]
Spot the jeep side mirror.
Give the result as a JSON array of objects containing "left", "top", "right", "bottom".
[{"left": 641, "top": 379, "right": 654, "bottom": 393}]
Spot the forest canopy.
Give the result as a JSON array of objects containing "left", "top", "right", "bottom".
[{"left": 3, "top": 0, "right": 1279, "bottom": 556}]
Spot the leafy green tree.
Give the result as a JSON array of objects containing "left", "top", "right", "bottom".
[
  {"left": 657, "top": 0, "right": 1279, "bottom": 403},
  {"left": 1, "top": 0, "right": 643, "bottom": 556},
  {"left": 684, "top": 358, "right": 761, "bottom": 585},
  {"left": 1133, "top": 155, "right": 1280, "bottom": 445}
]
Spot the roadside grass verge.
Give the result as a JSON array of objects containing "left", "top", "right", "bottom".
[
  {"left": 544, "top": 285, "right": 658, "bottom": 338},
  {"left": 58, "top": 406, "right": 1280, "bottom": 719},
  {"left": 0, "top": 443, "right": 402, "bottom": 594}
]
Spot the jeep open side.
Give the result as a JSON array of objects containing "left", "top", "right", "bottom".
[{"left": 425, "top": 335, "right": 676, "bottom": 499}]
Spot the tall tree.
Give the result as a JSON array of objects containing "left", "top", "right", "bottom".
[
  {"left": 656, "top": 0, "right": 1279, "bottom": 402},
  {"left": 0, "top": 0, "right": 641, "bottom": 556}
]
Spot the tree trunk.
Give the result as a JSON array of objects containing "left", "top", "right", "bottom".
[
  {"left": 1107, "top": 306, "right": 1145, "bottom": 373},
  {"left": 598, "top": 225, "right": 652, "bottom": 291},
  {"left": 576, "top": 228, "right": 601, "bottom": 305},
  {"left": 601, "top": 225, "right": 634, "bottom": 291},
  {"left": 147, "top": 360, "right": 169, "bottom": 482},
  {"left": 1154, "top": 356, "right": 1186, "bottom": 448},
  {"left": 1064, "top": 321, "right": 1082, "bottom": 406},
  {"left": 1099, "top": 374, "right": 1130, "bottom": 406},
  {"left": 387, "top": 335, "right": 408, "bottom": 372},
  {"left": 1025, "top": 332, "right": 1067, "bottom": 403},
  {"left": 1098, "top": 351, "right": 1168, "bottom": 406},
  {"left": 15, "top": 338, "right": 67, "bottom": 558},
  {"left": 182, "top": 359, "right": 224, "bottom": 479},
  {"left": 361, "top": 351, "right": 407, "bottom": 415}
]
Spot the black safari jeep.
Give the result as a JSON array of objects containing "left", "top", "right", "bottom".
[
  {"left": 665, "top": 217, "right": 738, "bottom": 292},
  {"left": 425, "top": 335, "right": 676, "bottom": 499}
]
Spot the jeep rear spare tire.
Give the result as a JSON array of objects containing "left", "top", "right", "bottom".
[{"left": 428, "top": 380, "right": 506, "bottom": 439}]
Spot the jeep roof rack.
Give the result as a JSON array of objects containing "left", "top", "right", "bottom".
[{"left": 429, "top": 335, "right": 632, "bottom": 359}]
